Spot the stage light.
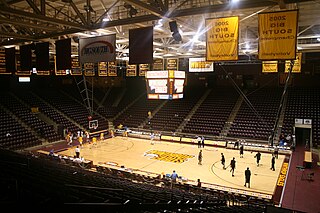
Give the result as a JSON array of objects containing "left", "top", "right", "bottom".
[{"left": 102, "top": 17, "right": 109, "bottom": 22}]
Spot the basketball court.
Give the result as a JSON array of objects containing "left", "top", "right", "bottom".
[{"left": 54, "top": 136, "right": 285, "bottom": 200}]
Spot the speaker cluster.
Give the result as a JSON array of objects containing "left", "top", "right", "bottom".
[{"left": 169, "top": 21, "right": 182, "bottom": 42}]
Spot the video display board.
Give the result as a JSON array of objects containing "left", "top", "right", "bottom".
[{"left": 145, "top": 70, "right": 185, "bottom": 100}]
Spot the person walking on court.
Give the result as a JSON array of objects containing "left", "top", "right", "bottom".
[
  {"left": 198, "top": 150, "right": 203, "bottom": 165},
  {"left": 221, "top": 153, "right": 226, "bottom": 169},
  {"left": 255, "top": 151, "right": 261, "bottom": 166},
  {"left": 244, "top": 167, "right": 251, "bottom": 188},
  {"left": 240, "top": 145, "right": 244, "bottom": 158},
  {"left": 271, "top": 155, "right": 275, "bottom": 171},
  {"left": 230, "top": 157, "right": 236, "bottom": 177}
]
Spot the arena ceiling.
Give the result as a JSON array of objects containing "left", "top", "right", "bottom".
[{"left": 0, "top": 0, "right": 319, "bottom": 59}]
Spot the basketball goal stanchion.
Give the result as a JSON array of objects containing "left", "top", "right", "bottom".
[{"left": 88, "top": 120, "right": 98, "bottom": 149}]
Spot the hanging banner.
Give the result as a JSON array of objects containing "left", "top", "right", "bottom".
[
  {"left": 71, "top": 56, "right": 82, "bottom": 75},
  {"left": 54, "top": 55, "right": 67, "bottom": 75},
  {"left": 126, "top": 63, "right": 137, "bottom": 76},
  {"left": 258, "top": 10, "right": 298, "bottom": 60},
  {"left": 153, "top": 59, "right": 164, "bottom": 71},
  {"left": 285, "top": 52, "right": 302, "bottom": 73},
  {"left": 262, "top": 61, "right": 278, "bottom": 73},
  {"left": 0, "top": 49, "right": 7, "bottom": 74},
  {"left": 98, "top": 62, "right": 108, "bottom": 76},
  {"left": 36, "top": 70, "right": 50, "bottom": 75},
  {"left": 189, "top": 58, "right": 214, "bottom": 72},
  {"left": 55, "top": 70, "right": 67, "bottom": 75},
  {"left": 108, "top": 61, "right": 117, "bottom": 76},
  {"left": 206, "top": 16, "right": 239, "bottom": 61},
  {"left": 79, "top": 34, "right": 116, "bottom": 64},
  {"left": 84, "top": 63, "right": 95, "bottom": 76},
  {"left": 166, "top": 58, "right": 179, "bottom": 70},
  {"left": 139, "top": 64, "right": 149, "bottom": 76}
]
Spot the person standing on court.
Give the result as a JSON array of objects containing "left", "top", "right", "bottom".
[
  {"left": 244, "top": 167, "right": 251, "bottom": 188},
  {"left": 234, "top": 141, "right": 239, "bottom": 149},
  {"left": 171, "top": 170, "right": 179, "bottom": 182},
  {"left": 75, "top": 146, "right": 80, "bottom": 158},
  {"left": 150, "top": 132, "right": 155, "bottom": 145},
  {"left": 221, "top": 153, "right": 226, "bottom": 169},
  {"left": 85, "top": 131, "right": 90, "bottom": 143},
  {"left": 274, "top": 147, "right": 279, "bottom": 159},
  {"left": 230, "top": 157, "right": 236, "bottom": 177},
  {"left": 240, "top": 145, "right": 244, "bottom": 158},
  {"left": 270, "top": 155, "right": 275, "bottom": 171},
  {"left": 255, "top": 151, "right": 261, "bottom": 166},
  {"left": 198, "top": 150, "right": 203, "bottom": 165},
  {"left": 201, "top": 136, "right": 205, "bottom": 148},
  {"left": 197, "top": 136, "right": 201, "bottom": 148},
  {"left": 197, "top": 179, "right": 201, "bottom": 187},
  {"left": 78, "top": 135, "right": 83, "bottom": 147}
]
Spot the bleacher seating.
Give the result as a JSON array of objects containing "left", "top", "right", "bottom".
[
  {"left": 97, "top": 86, "right": 144, "bottom": 118},
  {"left": 14, "top": 91, "right": 80, "bottom": 134},
  {"left": 0, "top": 92, "right": 61, "bottom": 143},
  {"left": 144, "top": 87, "right": 205, "bottom": 132},
  {"left": 227, "top": 88, "right": 282, "bottom": 140},
  {"left": 0, "top": 108, "right": 41, "bottom": 150},
  {"left": 35, "top": 90, "right": 107, "bottom": 132},
  {"left": 2, "top": 82, "right": 320, "bottom": 148},
  {"left": 183, "top": 87, "right": 239, "bottom": 136},
  {"left": 0, "top": 148, "right": 271, "bottom": 212},
  {"left": 282, "top": 87, "right": 320, "bottom": 144},
  {"left": 114, "top": 95, "right": 164, "bottom": 128}
]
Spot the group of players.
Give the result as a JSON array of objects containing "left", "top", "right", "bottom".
[
  {"left": 65, "top": 129, "right": 278, "bottom": 189},
  {"left": 65, "top": 129, "right": 106, "bottom": 148},
  {"left": 196, "top": 140, "right": 278, "bottom": 188}
]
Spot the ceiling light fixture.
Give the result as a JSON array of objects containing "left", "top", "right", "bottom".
[{"left": 245, "top": 42, "right": 250, "bottom": 49}]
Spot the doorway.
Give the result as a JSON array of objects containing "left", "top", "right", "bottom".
[{"left": 294, "top": 127, "right": 311, "bottom": 148}]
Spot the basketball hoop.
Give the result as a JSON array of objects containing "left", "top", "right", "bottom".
[{"left": 89, "top": 120, "right": 98, "bottom": 130}]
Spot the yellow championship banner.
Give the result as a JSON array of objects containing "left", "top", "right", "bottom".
[
  {"left": 262, "top": 61, "right": 278, "bottom": 73},
  {"left": 285, "top": 52, "right": 302, "bottom": 73},
  {"left": 258, "top": 10, "right": 298, "bottom": 60},
  {"left": 108, "top": 61, "right": 117, "bottom": 76},
  {"left": 126, "top": 63, "right": 137, "bottom": 76},
  {"left": 98, "top": 62, "right": 108, "bottom": 76},
  {"left": 206, "top": 16, "right": 239, "bottom": 61},
  {"left": 139, "top": 64, "right": 149, "bottom": 76}
]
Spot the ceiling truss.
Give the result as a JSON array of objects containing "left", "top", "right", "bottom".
[{"left": 0, "top": 0, "right": 319, "bottom": 58}]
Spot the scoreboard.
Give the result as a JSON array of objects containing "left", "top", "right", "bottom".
[{"left": 145, "top": 70, "right": 185, "bottom": 99}]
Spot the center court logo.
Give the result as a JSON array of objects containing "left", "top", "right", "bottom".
[{"left": 144, "top": 150, "right": 194, "bottom": 163}]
